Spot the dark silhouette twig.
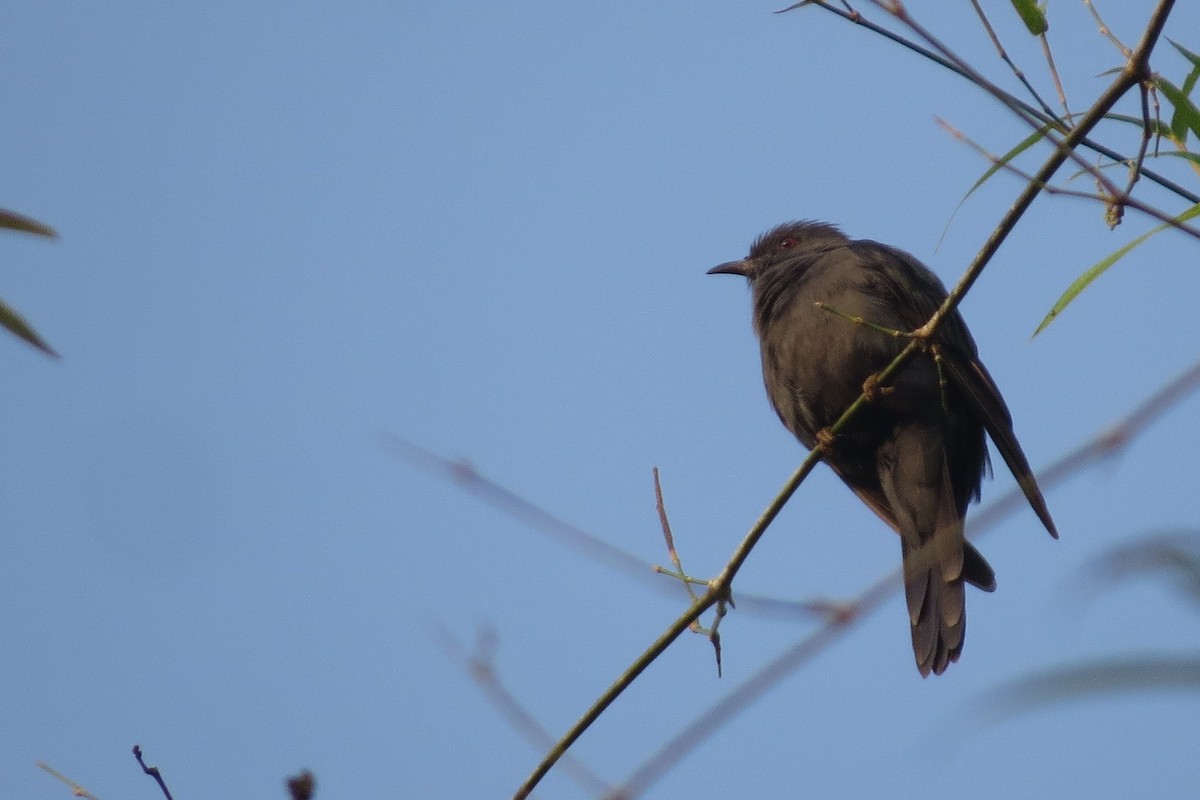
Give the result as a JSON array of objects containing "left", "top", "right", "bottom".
[{"left": 133, "top": 745, "right": 175, "bottom": 800}]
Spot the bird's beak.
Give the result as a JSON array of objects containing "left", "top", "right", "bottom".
[{"left": 707, "top": 259, "right": 751, "bottom": 277}]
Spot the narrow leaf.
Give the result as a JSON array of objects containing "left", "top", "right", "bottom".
[
  {"left": 0, "top": 297, "right": 59, "bottom": 357},
  {"left": 0, "top": 208, "right": 57, "bottom": 238},
  {"left": 981, "top": 657, "right": 1200, "bottom": 722},
  {"left": 1104, "top": 112, "right": 1175, "bottom": 141},
  {"left": 1168, "top": 39, "right": 1200, "bottom": 72},
  {"left": 939, "top": 124, "right": 1054, "bottom": 250},
  {"left": 1155, "top": 77, "right": 1200, "bottom": 145},
  {"left": 1035, "top": 203, "right": 1200, "bottom": 335},
  {"left": 1089, "top": 530, "right": 1200, "bottom": 606},
  {"left": 962, "top": 124, "right": 1055, "bottom": 203},
  {"left": 1009, "top": 0, "right": 1048, "bottom": 35}
]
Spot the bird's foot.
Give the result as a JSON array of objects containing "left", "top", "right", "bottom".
[
  {"left": 862, "top": 373, "right": 894, "bottom": 402},
  {"left": 815, "top": 427, "right": 837, "bottom": 454}
]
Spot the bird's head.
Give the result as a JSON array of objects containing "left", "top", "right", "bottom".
[{"left": 707, "top": 220, "right": 847, "bottom": 280}]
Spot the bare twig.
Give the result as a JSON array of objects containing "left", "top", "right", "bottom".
[
  {"left": 936, "top": 117, "right": 1200, "bottom": 240},
  {"left": 286, "top": 771, "right": 316, "bottom": 800},
  {"left": 37, "top": 762, "right": 101, "bottom": 800},
  {"left": 132, "top": 746, "right": 175, "bottom": 800},
  {"left": 908, "top": 0, "right": 1177, "bottom": 340},
  {"left": 783, "top": 2, "right": 1200, "bottom": 205},
  {"left": 435, "top": 626, "right": 615, "bottom": 797},
  {"left": 610, "top": 358, "right": 1200, "bottom": 798},
  {"left": 1040, "top": 32, "right": 1072, "bottom": 120},
  {"left": 968, "top": 0, "right": 1056, "bottom": 117},
  {"left": 1119, "top": 81, "right": 1155, "bottom": 212},
  {"left": 1083, "top": 0, "right": 1133, "bottom": 58},
  {"left": 385, "top": 435, "right": 826, "bottom": 621}
]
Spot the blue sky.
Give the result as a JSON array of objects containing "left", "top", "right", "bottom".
[{"left": 3, "top": 3, "right": 1198, "bottom": 798}]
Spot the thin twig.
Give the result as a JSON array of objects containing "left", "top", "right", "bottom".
[
  {"left": 782, "top": 2, "right": 1200, "bottom": 206},
  {"left": 936, "top": 117, "right": 1200, "bottom": 241},
  {"left": 384, "top": 434, "right": 826, "bottom": 621},
  {"left": 1040, "top": 32, "right": 1072, "bottom": 120},
  {"left": 435, "top": 626, "right": 615, "bottom": 797},
  {"left": 132, "top": 746, "right": 175, "bottom": 800},
  {"left": 907, "top": 0, "right": 1177, "bottom": 340},
  {"left": 968, "top": 0, "right": 1056, "bottom": 117},
  {"left": 610, "top": 358, "right": 1200, "bottom": 798},
  {"left": 650, "top": 468, "right": 723, "bottom": 669},
  {"left": 1083, "top": 0, "right": 1133, "bottom": 58},
  {"left": 1120, "top": 81, "right": 1154, "bottom": 211},
  {"left": 286, "top": 771, "right": 316, "bottom": 800},
  {"left": 862, "top": 0, "right": 1191, "bottom": 233},
  {"left": 37, "top": 762, "right": 101, "bottom": 800}
]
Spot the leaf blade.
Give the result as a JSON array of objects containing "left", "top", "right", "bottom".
[{"left": 1034, "top": 202, "right": 1200, "bottom": 335}]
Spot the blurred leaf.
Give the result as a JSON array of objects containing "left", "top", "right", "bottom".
[
  {"left": 1087, "top": 530, "right": 1200, "bottom": 606},
  {"left": 0, "top": 297, "right": 59, "bottom": 358},
  {"left": 981, "top": 658, "right": 1200, "bottom": 721},
  {"left": 1104, "top": 112, "right": 1176, "bottom": 141},
  {"left": 1065, "top": 150, "right": 1200, "bottom": 184},
  {"left": 941, "top": 122, "right": 1077, "bottom": 249},
  {"left": 0, "top": 208, "right": 57, "bottom": 238},
  {"left": 1035, "top": 202, "right": 1200, "bottom": 335},
  {"left": 1155, "top": 77, "right": 1200, "bottom": 145},
  {"left": 1009, "top": 0, "right": 1048, "bottom": 35},
  {"left": 1168, "top": 38, "right": 1200, "bottom": 72},
  {"left": 1161, "top": 150, "right": 1200, "bottom": 168},
  {"left": 941, "top": 124, "right": 1054, "bottom": 247}
]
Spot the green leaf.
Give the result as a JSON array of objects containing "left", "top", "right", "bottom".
[
  {"left": 1009, "top": 0, "right": 1048, "bottom": 35},
  {"left": 1160, "top": 150, "right": 1200, "bottom": 168},
  {"left": 0, "top": 296, "right": 59, "bottom": 357},
  {"left": 1155, "top": 77, "right": 1200, "bottom": 145},
  {"left": 938, "top": 124, "right": 1056, "bottom": 249},
  {"left": 1168, "top": 38, "right": 1200, "bottom": 72},
  {"left": 1103, "top": 112, "right": 1175, "bottom": 141},
  {"left": 967, "top": 125, "right": 1055, "bottom": 199},
  {"left": 1034, "top": 202, "right": 1200, "bottom": 335},
  {"left": 0, "top": 208, "right": 57, "bottom": 238}
]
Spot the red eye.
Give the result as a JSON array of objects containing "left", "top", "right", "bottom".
[{"left": 779, "top": 236, "right": 799, "bottom": 250}]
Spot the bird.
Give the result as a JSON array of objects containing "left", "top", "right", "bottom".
[{"left": 708, "top": 220, "right": 1057, "bottom": 676}]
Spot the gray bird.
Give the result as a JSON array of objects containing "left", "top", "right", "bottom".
[{"left": 709, "top": 220, "right": 1057, "bottom": 676}]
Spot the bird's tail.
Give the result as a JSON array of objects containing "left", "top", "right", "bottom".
[
  {"left": 902, "top": 530, "right": 966, "bottom": 677},
  {"left": 886, "top": 444, "right": 970, "bottom": 677}
]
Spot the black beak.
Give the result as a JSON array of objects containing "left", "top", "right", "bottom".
[{"left": 707, "top": 259, "right": 751, "bottom": 277}]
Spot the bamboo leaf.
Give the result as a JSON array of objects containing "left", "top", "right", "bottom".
[
  {"left": 1009, "top": 0, "right": 1048, "bottom": 35},
  {"left": 959, "top": 124, "right": 1055, "bottom": 205},
  {"left": 980, "top": 657, "right": 1200, "bottom": 722},
  {"left": 939, "top": 125, "right": 1055, "bottom": 249},
  {"left": 0, "top": 208, "right": 57, "bottom": 238},
  {"left": 1104, "top": 112, "right": 1176, "bottom": 141},
  {"left": 1155, "top": 77, "right": 1200, "bottom": 145},
  {"left": 1035, "top": 202, "right": 1200, "bottom": 335},
  {"left": 1168, "top": 39, "right": 1200, "bottom": 72},
  {"left": 0, "top": 297, "right": 59, "bottom": 357}
]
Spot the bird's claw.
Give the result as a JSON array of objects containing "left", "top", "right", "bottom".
[{"left": 862, "top": 373, "right": 894, "bottom": 402}]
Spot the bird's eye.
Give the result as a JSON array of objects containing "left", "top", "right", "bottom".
[{"left": 778, "top": 237, "right": 799, "bottom": 250}]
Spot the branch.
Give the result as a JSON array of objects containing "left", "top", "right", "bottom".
[
  {"left": 788, "top": 2, "right": 1199, "bottom": 205},
  {"left": 610, "top": 358, "right": 1200, "bottom": 798}
]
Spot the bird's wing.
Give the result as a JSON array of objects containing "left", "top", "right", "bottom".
[
  {"left": 939, "top": 354, "right": 1058, "bottom": 538},
  {"left": 853, "top": 240, "right": 1058, "bottom": 539}
]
